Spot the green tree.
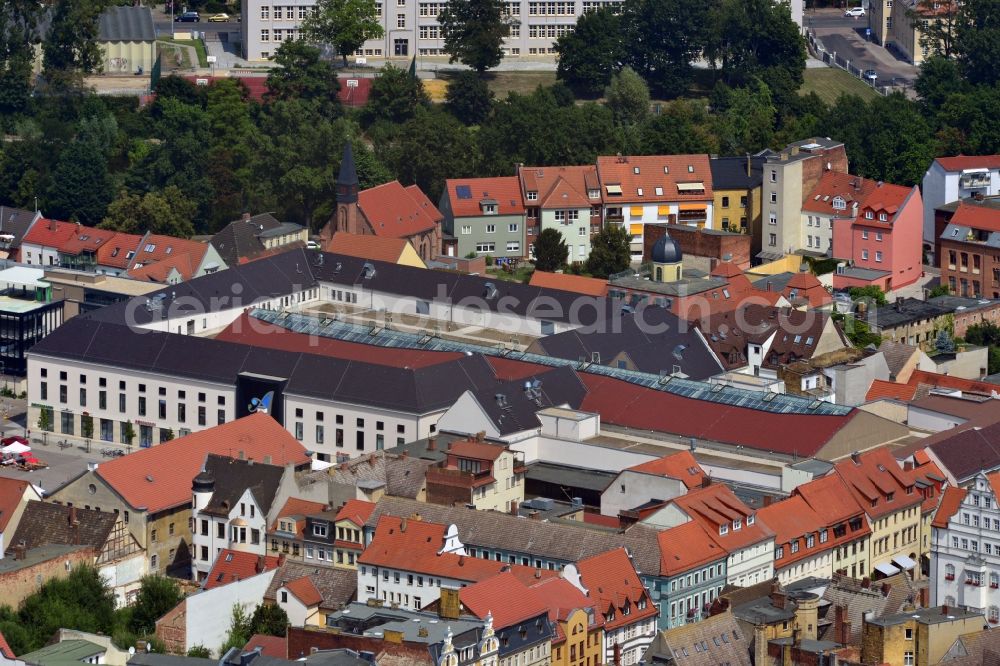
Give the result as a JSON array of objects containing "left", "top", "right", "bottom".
[
  {"left": 18, "top": 565, "right": 117, "bottom": 652},
  {"left": 605, "top": 67, "right": 650, "bottom": 126},
  {"left": 534, "top": 228, "right": 569, "bottom": 271},
  {"left": 219, "top": 605, "right": 253, "bottom": 655},
  {"left": 446, "top": 71, "right": 495, "bottom": 125},
  {"left": 122, "top": 422, "right": 135, "bottom": 445},
  {"left": 188, "top": 646, "right": 212, "bottom": 658},
  {"left": 927, "top": 283, "right": 950, "bottom": 298},
  {"left": 100, "top": 186, "right": 198, "bottom": 237},
  {"left": 130, "top": 576, "right": 184, "bottom": 636},
  {"left": 935, "top": 328, "right": 956, "bottom": 353},
  {"left": 639, "top": 100, "right": 720, "bottom": 155},
  {"left": 378, "top": 107, "right": 478, "bottom": 202},
  {"left": 848, "top": 285, "right": 888, "bottom": 306},
  {"left": 364, "top": 64, "right": 430, "bottom": 125},
  {"left": 81, "top": 415, "right": 94, "bottom": 439},
  {"left": 585, "top": 225, "right": 632, "bottom": 278},
  {"left": 705, "top": 0, "right": 805, "bottom": 107},
  {"left": 301, "top": 0, "right": 384, "bottom": 66},
  {"left": 45, "top": 138, "right": 114, "bottom": 225},
  {"left": 42, "top": 0, "right": 110, "bottom": 84},
  {"left": 622, "top": 0, "right": 711, "bottom": 95},
  {"left": 914, "top": 56, "right": 968, "bottom": 112},
  {"left": 0, "top": 606, "right": 30, "bottom": 657},
  {"left": 952, "top": 0, "right": 1000, "bottom": 86},
  {"left": 713, "top": 79, "right": 776, "bottom": 154},
  {"left": 932, "top": 85, "right": 1000, "bottom": 156},
  {"left": 555, "top": 7, "right": 625, "bottom": 98},
  {"left": 249, "top": 603, "right": 289, "bottom": 637},
  {"left": 438, "top": 0, "right": 513, "bottom": 72},
  {"left": 0, "top": 0, "right": 43, "bottom": 114},
  {"left": 266, "top": 39, "right": 343, "bottom": 114},
  {"left": 839, "top": 315, "right": 883, "bottom": 349},
  {"left": 37, "top": 408, "right": 52, "bottom": 431}
]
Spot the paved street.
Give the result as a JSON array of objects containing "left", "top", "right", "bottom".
[{"left": 806, "top": 8, "right": 919, "bottom": 90}]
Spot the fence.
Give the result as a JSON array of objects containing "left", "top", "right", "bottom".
[{"left": 805, "top": 29, "right": 895, "bottom": 96}]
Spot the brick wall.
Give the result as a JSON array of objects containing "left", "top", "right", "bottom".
[
  {"left": 643, "top": 224, "right": 751, "bottom": 269},
  {"left": 0, "top": 547, "right": 95, "bottom": 608},
  {"left": 155, "top": 599, "right": 187, "bottom": 655}
]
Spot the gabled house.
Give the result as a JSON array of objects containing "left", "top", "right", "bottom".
[
  {"left": 0, "top": 477, "right": 41, "bottom": 557},
  {"left": 529, "top": 575, "right": 605, "bottom": 666},
  {"left": 577, "top": 548, "right": 658, "bottom": 666},
  {"left": 203, "top": 549, "right": 282, "bottom": 590},
  {"left": 596, "top": 155, "right": 714, "bottom": 261},
  {"left": 792, "top": 474, "right": 872, "bottom": 580},
  {"left": 439, "top": 177, "right": 526, "bottom": 261},
  {"left": 642, "top": 609, "right": 752, "bottom": 666},
  {"left": 458, "top": 573, "right": 555, "bottom": 666},
  {"left": 47, "top": 413, "right": 311, "bottom": 576},
  {"left": 0, "top": 205, "right": 41, "bottom": 261},
  {"left": 265, "top": 560, "right": 357, "bottom": 627},
  {"left": 19, "top": 218, "right": 144, "bottom": 275},
  {"left": 600, "top": 451, "right": 704, "bottom": 520},
  {"left": 937, "top": 202, "right": 1000, "bottom": 299},
  {"left": 656, "top": 521, "right": 728, "bottom": 630},
  {"left": 518, "top": 165, "right": 603, "bottom": 264},
  {"left": 126, "top": 233, "right": 226, "bottom": 284},
  {"left": 190, "top": 454, "right": 294, "bottom": 583},
  {"left": 211, "top": 213, "right": 308, "bottom": 267},
  {"left": 424, "top": 436, "right": 525, "bottom": 513},
  {"left": 642, "top": 483, "right": 775, "bottom": 589},
  {"left": 333, "top": 499, "right": 375, "bottom": 569},
  {"left": 322, "top": 144, "right": 443, "bottom": 262}
]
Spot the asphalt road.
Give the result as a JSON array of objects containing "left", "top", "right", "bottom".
[
  {"left": 807, "top": 8, "right": 919, "bottom": 88},
  {"left": 154, "top": 19, "right": 240, "bottom": 36}
]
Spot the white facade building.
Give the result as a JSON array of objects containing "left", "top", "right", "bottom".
[{"left": 922, "top": 157, "right": 1000, "bottom": 248}]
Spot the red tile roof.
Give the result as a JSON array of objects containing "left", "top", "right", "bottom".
[
  {"left": 949, "top": 203, "right": 1000, "bottom": 234},
  {"left": 935, "top": 155, "right": 1000, "bottom": 171},
  {"left": 446, "top": 177, "right": 526, "bottom": 217},
  {"left": 519, "top": 165, "right": 601, "bottom": 209},
  {"left": 95, "top": 232, "right": 143, "bottom": 268},
  {"left": 783, "top": 271, "right": 833, "bottom": 308},
  {"left": 577, "top": 547, "right": 657, "bottom": 631},
  {"left": 485, "top": 356, "right": 548, "bottom": 381},
  {"left": 272, "top": 497, "right": 328, "bottom": 535},
  {"left": 127, "top": 251, "right": 200, "bottom": 283},
  {"left": 23, "top": 218, "right": 77, "bottom": 249},
  {"left": 580, "top": 373, "right": 857, "bottom": 457},
  {"left": 325, "top": 232, "right": 415, "bottom": 263},
  {"left": 931, "top": 485, "right": 967, "bottom": 529},
  {"left": 335, "top": 499, "right": 376, "bottom": 527},
  {"left": 528, "top": 271, "right": 609, "bottom": 297},
  {"left": 793, "top": 474, "right": 865, "bottom": 526},
  {"left": 0, "top": 630, "right": 14, "bottom": 659},
  {"left": 447, "top": 439, "right": 505, "bottom": 461},
  {"left": 710, "top": 260, "right": 743, "bottom": 279},
  {"left": 0, "top": 477, "right": 32, "bottom": 534},
  {"left": 243, "top": 634, "right": 287, "bottom": 659},
  {"left": 460, "top": 572, "right": 551, "bottom": 628},
  {"left": 359, "top": 515, "right": 557, "bottom": 585},
  {"left": 627, "top": 451, "right": 706, "bottom": 490},
  {"left": 802, "top": 172, "right": 877, "bottom": 215},
  {"left": 358, "top": 181, "right": 442, "bottom": 238},
  {"left": 204, "top": 549, "right": 282, "bottom": 589},
  {"left": 657, "top": 520, "right": 726, "bottom": 575},
  {"left": 757, "top": 496, "right": 828, "bottom": 568},
  {"left": 128, "top": 234, "right": 209, "bottom": 281},
  {"left": 96, "top": 413, "right": 310, "bottom": 513},
  {"left": 215, "top": 312, "right": 463, "bottom": 369},
  {"left": 529, "top": 576, "right": 602, "bottom": 642},
  {"left": 670, "top": 483, "right": 774, "bottom": 554},
  {"left": 596, "top": 155, "right": 713, "bottom": 204},
  {"left": 284, "top": 575, "right": 324, "bottom": 607},
  {"left": 865, "top": 379, "right": 918, "bottom": 402},
  {"left": 832, "top": 447, "right": 922, "bottom": 520},
  {"left": 860, "top": 183, "right": 913, "bottom": 223}
]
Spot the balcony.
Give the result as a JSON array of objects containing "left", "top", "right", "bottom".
[
  {"left": 960, "top": 175, "right": 991, "bottom": 189},
  {"left": 946, "top": 574, "right": 955, "bottom": 581},
  {"left": 425, "top": 466, "right": 496, "bottom": 490}
]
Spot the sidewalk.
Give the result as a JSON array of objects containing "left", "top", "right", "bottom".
[{"left": 203, "top": 32, "right": 251, "bottom": 68}]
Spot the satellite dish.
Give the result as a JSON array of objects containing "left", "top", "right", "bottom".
[{"left": 128, "top": 648, "right": 136, "bottom": 656}]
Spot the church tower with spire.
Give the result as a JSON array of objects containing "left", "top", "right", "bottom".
[{"left": 322, "top": 141, "right": 363, "bottom": 242}]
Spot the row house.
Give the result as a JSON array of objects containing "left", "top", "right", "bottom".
[
  {"left": 642, "top": 483, "right": 775, "bottom": 589},
  {"left": 358, "top": 515, "right": 559, "bottom": 612},
  {"left": 656, "top": 521, "right": 729, "bottom": 630},
  {"left": 596, "top": 154, "right": 714, "bottom": 262},
  {"left": 831, "top": 447, "right": 924, "bottom": 580},
  {"left": 268, "top": 498, "right": 375, "bottom": 569},
  {"left": 922, "top": 154, "right": 1000, "bottom": 250},
  {"left": 829, "top": 178, "right": 923, "bottom": 292},
  {"left": 937, "top": 201, "right": 1000, "bottom": 299},
  {"left": 793, "top": 474, "right": 872, "bottom": 580},
  {"left": 530, "top": 576, "right": 605, "bottom": 666},
  {"left": 440, "top": 177, "right": 527, "bottom": 262},
  {"left": 518, "top": 165, "right": 602, "bottom": 264},
  {"left": 459, "top": 573, "right": 556, "bottom": 666},
  {"left": 930, "top": 472, "right": 1000, "bottom": 621}
]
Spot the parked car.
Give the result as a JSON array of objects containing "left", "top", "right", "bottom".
[
  {"left": 844, "top": 6, "right": 866, "bottom": 15},
  {"left": 863, "top": 69, "right": 878, "bottom": 82},
  {"left": 207, "top": 13, "right": 230, "bottom": 21},
  {"left": 175, "top": 11, "right": 200, "bottom": 22}
]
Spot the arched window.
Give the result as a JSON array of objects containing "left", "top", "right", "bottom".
[{"left": 945, "top": 564, "right": 956, "bottom": 580}]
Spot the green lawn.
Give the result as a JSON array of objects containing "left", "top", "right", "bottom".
[
  {"left": 799, "top": 67, "right": 880, "bottom": 104},
  {"left": 159, "top": 37, "right": 209, "bottom": 68},
  {"left": 483, "top": 71, "right": 558, "bottom": 97},
  {"left": 486, "top": 264, "right": 535, "bottom": 283}
]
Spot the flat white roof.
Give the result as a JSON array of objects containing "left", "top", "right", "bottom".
[{"left": 0, "top": 266, "right": 46, "bottom": 289}]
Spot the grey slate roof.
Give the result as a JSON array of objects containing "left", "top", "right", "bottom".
[
  {"left": 928, "top": 419, "right": 1000, "bottom": 482},
  {"left": 709, "top": 156, "right": 765, "bottom": 191},
  {"left": 98, "top": 6, "right": 155, "bottom": 42},
  {"left": 940, "top": 222, "right": 1000, "bottom": 249},
  {"left": 869, "top": 297, "right": 951, "bottom": 330},
  {"left": 264, "top": 561, "right": 357, "bottom": 610},
  {"left": 8, "top": 502, "right": 116, "bottom": 553},
  {"left": 531, "top": 307, "right": 723, "bottom": 380},
  {"left": 129, "top": 655, "right": 217, "bottom": 666},
  {"left": 0, "top": 205, "right": 39, "bottom": 248},
  {"left": 210, "top": 213, "right": 305, "bottom": 266},
  {"left": 201, "top": 454, "right": 286, "bottom": 517},
  {"left": 299, "top": 453, "right": 432, "bottom": 500},
  {"left": 365, "top": 496, "right": 666, "bottom": 576},
  {"left": 876, "top": 339, "right": 918, "bottom": 379},
  {"left": 468, "top": 365, "right": 588, "bottom": 435},
  {"left": 30, "top": 316, "right": 501, "bottom": 415},
  {"left": 819, "top": 572, "right": 917, "bottom": 644}
]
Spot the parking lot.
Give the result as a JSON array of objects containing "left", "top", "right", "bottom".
[{"left": 806, "top": 8, "right": 919, "bottom": 93}]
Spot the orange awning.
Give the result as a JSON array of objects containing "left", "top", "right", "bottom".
[
  {"left": 657, "top": 205, "right": 670, "bottom": 216},
  {"left": 629, "top": 223, "right": 644, "bottom": 235},
  {"left": 679, "top": 204, "right": 707, "bottom": 211},
  {"left": 629, "top": 206, "right": 644, "bottom": 217}
]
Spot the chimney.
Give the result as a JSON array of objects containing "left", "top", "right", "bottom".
[
  {"left": 255, "top": 555, "right": 266, "bottom": 574},
  {"left": 861, "top": 576, "right": 871, "bottom": 589},
  {"left": 243, "top": 212, "right": 252, "bottom": 221},
  {"left": 851, "top": 451, "right": 861, "bottom": 465},
  {"left": 427, "top": 436, "right": 437, "bottom": 451},
  {"left": 834, "top": 605, "right": 851, "bottom": 645},
  {"left": 69, "top": 506, "right": 78, "bottom": 526},
  {"left": 701, "top": 475, "right": 712, "bottom": 489},
  {"left": 770, "top": 582, "right": 787, "bottom": 610},
  {"left": 881, "top": 583, "right": 891, "bottom": 598},
  {"left": 278, "top": 553, "right": 286, "bottom": 566},
  {"left": 903, "top": 461, "right": 914, "bottom": 471},
  {"left": 792, "top": 628, "right": 802, "bottom": 646},
  {"left": 510, "top": 500, "right": 519, "bottom": 516},
  {"left": 529, "top": 510, "right": 540, "bottom": 520},
  {"left": 791, "top": 146, "right": 800, "bottom": 156},
  {"left": 763, "top": 496, "right": 773, "bottom": 507},
  {"left": 49, "top": 218, "right": 57, "bottom": 231},
  {"left": 895, "top": 297, "right": 904, "bottom": 312},
  {"left": 400, "top": 517, "right": 408, "bottom": 532},
  {"left": 941, "top": 604, "right": 949, "bottom": 615},
  {"left": 746, "top": 154, "right": 751, "bottom": 177}
]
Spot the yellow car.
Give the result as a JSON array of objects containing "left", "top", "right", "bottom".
[{"left": 207, "top": 13, "right": 230, "bottom": 22}]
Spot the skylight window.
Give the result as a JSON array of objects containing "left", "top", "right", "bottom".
[{"left": 144, "top": 244, "right": 156, "bottom": 252}]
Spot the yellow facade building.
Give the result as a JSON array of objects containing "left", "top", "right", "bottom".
[{"left": 862, "top": 606, "right": 985, "bottom": 666}]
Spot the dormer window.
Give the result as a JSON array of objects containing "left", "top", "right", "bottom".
[
  {"left": 655, "top": 187, "right": 663, "bottom": 196},
  {"left": 865, "top": 210, "right": 874, "bottom": 219},
  {"left": 526, "top": 191, "right": 538, "bottom": 201},
  {"left": 637, "top": 188, "right": 644, "bottom": 196},
  {"left": 733, "top": 519, "right": 742, "bottom": 530},
  {"left": 878, "top": 212, "right": 887, "bottom": 221},
  {"left": 719, "top": 524, "right": 729, "bottom": 535},
  {"left": 482, "top": 204, "right": 497, "bottom": 215},
  {"left": 687, "top": 165, "right": 694, "bottom": 173},
  {"left": 313, "top": 523, "right": 328, "bottom": 537},
  {"left": 747, "top": 514, "right": 755, "bottom": 525},
  {"left": 588, "top": 189, "right": 599, "bottom": 199},
  {"left": 633, "top": 166, "right": 640, "bottom": 174},
  {"left": 832, "top": 196, "right": 846, "bottom": 210}
]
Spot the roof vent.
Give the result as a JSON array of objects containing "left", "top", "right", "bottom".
[
  {"left": 362, "top": 262, "right": 376, "bottom": 279},
  {"left": 145, "top": 475, "right": 154, "bottom": 482},
  {"left": 484, "top": 282, "right": 498, "bottom": 299}
]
